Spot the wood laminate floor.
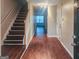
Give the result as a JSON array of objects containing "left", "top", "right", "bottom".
[
  {"left": 22, "top": 36, "right": 72, "bottom": 59},
  {"left": 2, "top": 45, "right": 25, "bottom": 59}
]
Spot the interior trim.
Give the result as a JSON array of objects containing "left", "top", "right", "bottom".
[
  {"left": 20, "top": 34, "right": 34, "bottom": 59},
  {"left": 58, "top": 38, "right": 73, "bottom": 59}
]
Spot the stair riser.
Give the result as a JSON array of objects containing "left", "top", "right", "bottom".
[
  {"left": 6, "top": 36, "right": 23, "bottom": 40},
  {"left": 15, "top": 21, "right": 24, "bottom": 23},
  {"left": 19, "top": 10, "right": 27, "bottom": 12},
  {"left": 19, "top": 12, "right": 26, "bottom": 14},
  {"left": 16, "top": 18, "right": 25, "bottom": 19},
  {"left": 11, "top": 27, "right": 24, "bottom": 30},
  {"left": 13, "top": 24, "right": 24, "bottom": 26},
  {"left": 4, "top": 41, "right": 23, "bottom": 44},
  {"left": 16, "top": 18, "right": 25, "bottom": 21},
  {"left": 17, "top": 14, "right": 26, "bottom": 17},
  {"left": 9, "top": 31, "right": 24, "bottom": 35}
]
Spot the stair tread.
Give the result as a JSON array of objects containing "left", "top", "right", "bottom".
[
  {"left": 3, "top": 44, "right": 23, "bottom": 45},
  {"left": 17, "top": 16, "right": 25, "bottom": 18},
  {"left": 6, "top": 39, "right": 23, "bottom": 40},
  {"left": 13, "top": 25, "right": 24, "bottom": 27},
  {"left": 15, "top": 20, "right": 24, "bottom": 21},
  {"left": 10, "top": 30, "right": 24, "bottom": 31},
  {"left": 9, "top": 30, "right": 24, "bottom": 32},
  {"left": 11, "top": 26, "right": 24, "bottom": 27},
  {"left": 11, "top": 29, "right": 24, "bottom": 30},
  {"left": 8, "top": 35, "right": 24, "bottom": 36},
  {"left": 8, "top": 34, "right": 24, "bottom": 35},
  {"left": 4, "top": 41, "right": 23, "bottom": 43}
]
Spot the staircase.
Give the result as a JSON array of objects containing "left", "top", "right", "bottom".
[{"left": 4, "top": 5, "right": 28, "bottom": 45}]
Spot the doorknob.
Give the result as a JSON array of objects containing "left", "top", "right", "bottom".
[
  {"left": 72, "top": 35, "right": 77, "bottom": 39},
  {"left": 71, "top": 43, "right": 77, "bottom": 46}
]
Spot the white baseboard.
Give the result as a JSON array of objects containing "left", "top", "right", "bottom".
[
  {"left": 47, "top": 35, "right": 59, "bottom": 38},
  {"left": 1, "top": 8, "right": 20, "bottom": 45},
  {"left": 48, "top": 35, "right": 73, "bottom": 58},
  {"left": 59, "top": 39, "right": 73, "bottom": 58}
]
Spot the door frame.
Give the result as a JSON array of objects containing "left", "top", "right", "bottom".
[{"left": 74, "top": 0, "right": 79, "bottom": 59}]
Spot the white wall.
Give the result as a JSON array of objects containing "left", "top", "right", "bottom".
[
  {"left": 1, "top": 0, "right": 18, "bottom": 20},
  {"left": 1, "top": 0, "right": 19, "bottom": 40},
  {"left": 57, "top": 0, "right": 74, "bottom": 58},
  {"left": 24, "top": 2, "right": 34, "bottom": 47},
  {"left": 30, "top": 4, "right": 58, "bottom": 37},
  {"left": 31, "top": 0, "right": 59, "bottom": 5},
  {"left": 48, "top": 5, "right": 57, "bottom": 37}
]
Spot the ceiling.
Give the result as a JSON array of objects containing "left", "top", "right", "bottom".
[{"left": 29, "top": 0, "right": 59, "bottom": 5}]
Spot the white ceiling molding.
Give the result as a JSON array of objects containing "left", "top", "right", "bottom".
[{"left": 30, "top": 0, "right": 59, "bottom": 5}]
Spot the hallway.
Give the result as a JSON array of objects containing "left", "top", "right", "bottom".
[
  {"left": 22, "top": 36, "right": 72, "bottom": 59},
  {"left": 0, "top": 0, "right": 76, "bottom": 58}
]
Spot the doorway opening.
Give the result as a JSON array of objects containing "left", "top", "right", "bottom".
[{"left": 33, "top": 6, "right": 48, "bottom": 36}]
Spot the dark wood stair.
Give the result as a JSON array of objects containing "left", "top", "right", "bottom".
[
  {"left": 13, "top": 23, "right": 24, "bottom": 26},
  {"left": 9, "top": 30, "right": 24, "bottom": 35},
  {"left": 15, "top": 20, "right": 24, "bottom": 23},
  {"left": 11, "top": 26, "right": 24, "bottom": 30},
  {"left": 3, "top": 4, "right": 28, "bottom": 45},
  {"left": 2, "top": 2, "right": 28, "bottom": 59},
  {"left": 4, "top": 41, "right": 23, "bottom": 44},
  {"left": 6, "top": 35, "right": 24, "bottom": 40}
]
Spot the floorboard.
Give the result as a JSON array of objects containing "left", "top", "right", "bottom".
[
  {"left": 22, "top": 36, "right": 72, "bottom": 59},
  {"left": 2, "top": 45, "right": 25, "bottom": 59}
]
